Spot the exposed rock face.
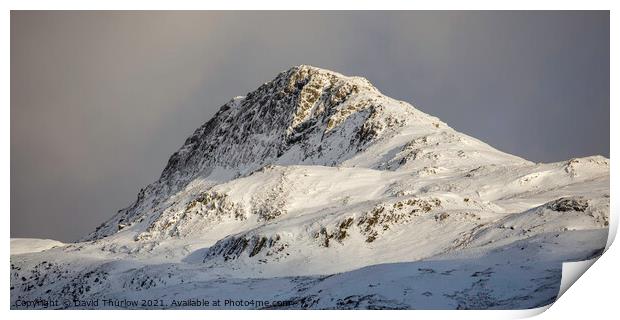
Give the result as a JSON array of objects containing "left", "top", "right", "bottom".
[
  {"left": 159, "top": 65, "right": 389, "bottom": 181},
  {"left": 548, "top": 197, "right": 589, "bottom": 212},
  {"left": 86, "top": 66, "right": 424, "bottom": 240},
  {"left": 85, "top": 65, "right": 530, "bottom": 242}
]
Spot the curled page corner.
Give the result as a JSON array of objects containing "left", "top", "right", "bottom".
[
  {"left": 544, "top": 210, "right": 614, "bottom": 311},
  {"left": 557, "top": 257, "right": 599, "bottom": 299},
  {"left": 551, "top": 195, "right": 619, "bottom": 305},
  {"left": 554, "top": 212, "right": 614, "bottom": 303},
  {"left": 523, "top": 256, "right": 602, "bottom": 318},
  {"left": 509, "top": 305, "right": 553, "bottom": 318},
  {"left": 551, "top": 197, "right": 617, "bottom": 306}
]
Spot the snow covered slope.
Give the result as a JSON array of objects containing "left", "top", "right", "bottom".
[
  {"left": 10, "top": 66, "right": 609, "bottom": 309},
  {"left": 11, "top": 239, "right": 65, "bottom": 255}
]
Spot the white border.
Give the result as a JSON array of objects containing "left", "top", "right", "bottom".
[{"left": 2, "top": 1, "right": 616, "bottom": 319}]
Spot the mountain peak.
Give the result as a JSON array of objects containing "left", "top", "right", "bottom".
[
  {"left": 85, "top": 66, "right": 528, "bottom": 241},
  {"left": 272, "top": 65, "right": 381, "bottom": 103},
  {"left": 284, "top": 64, "right": 357, "bottom": 79},
  {"left": 284, "top": 64, "right": 370, "bottom": 80},
  {"left": 157, "top": 66, "right": 404, "bottom": 182}
]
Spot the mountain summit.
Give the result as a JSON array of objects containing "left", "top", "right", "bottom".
[
  {"left": 87, "top": 65, "right": 528, "bottom": 241},
  {"left": 12, "top": 66, "right": 609, "bottom": 309}
]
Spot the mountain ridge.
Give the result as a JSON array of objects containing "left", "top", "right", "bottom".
[{"left": 86, "top": 65, "right": 531, "bottom": 241}]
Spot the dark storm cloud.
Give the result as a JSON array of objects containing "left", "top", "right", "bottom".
[{"left": 11, "top": 11, "right": 609, "bottom": 241}]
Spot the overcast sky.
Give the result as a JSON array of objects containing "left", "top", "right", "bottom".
[{"left": 11, "top": 11, "right": 609, "bottom": 242}]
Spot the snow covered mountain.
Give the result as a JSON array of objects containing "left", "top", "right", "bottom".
[{"left": 10, "top": 65, "right": 610, "bottom": 309}]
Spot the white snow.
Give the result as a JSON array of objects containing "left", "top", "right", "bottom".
[{"left": 11, "top": 238, "right": 65, "bottom": 255}]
